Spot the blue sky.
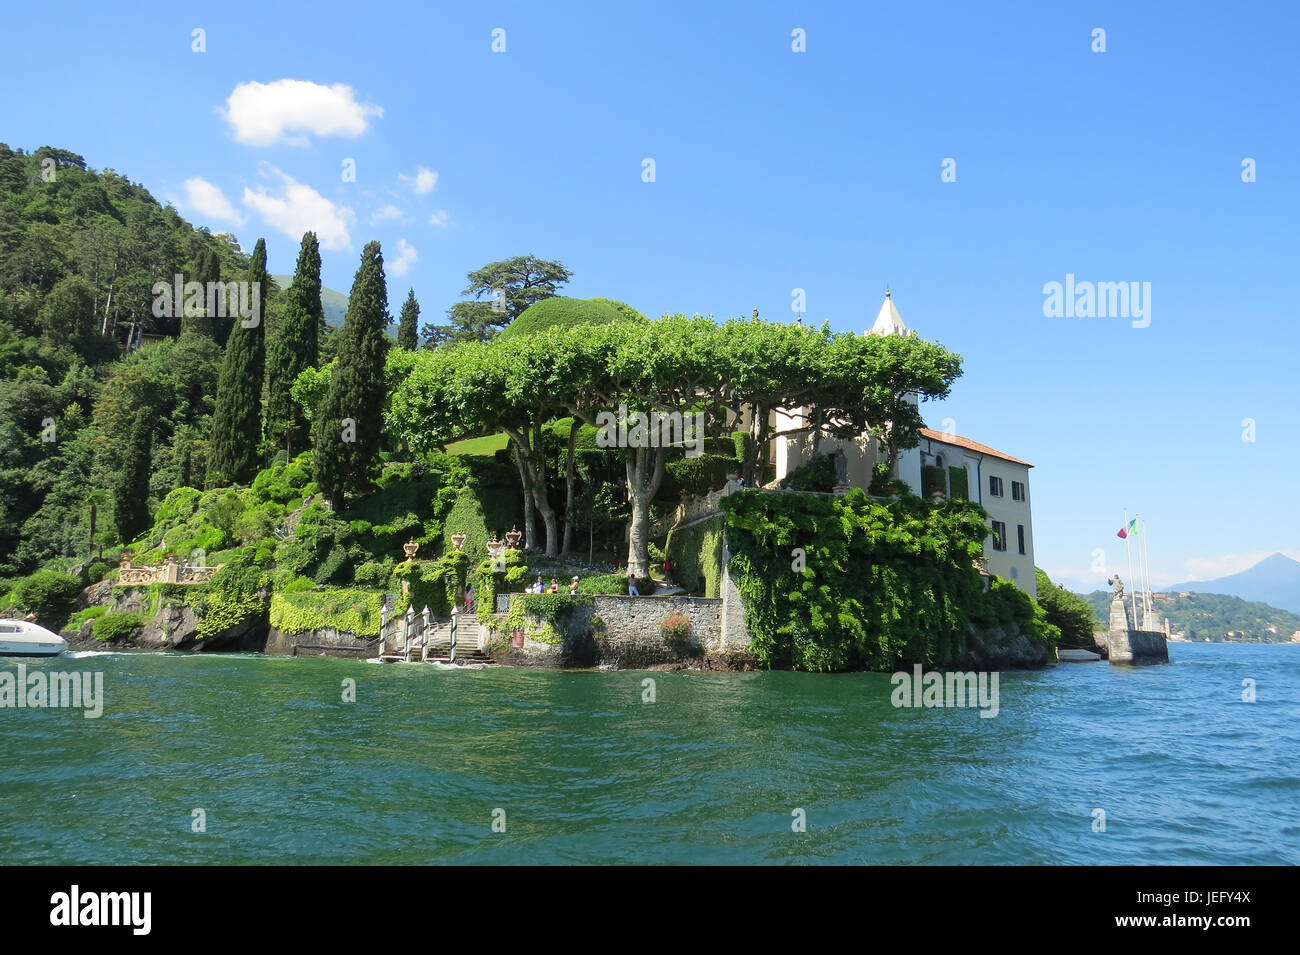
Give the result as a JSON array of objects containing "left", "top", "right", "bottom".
[{"left": 3, "top": 1, "right": 1297, "bottom": 590}]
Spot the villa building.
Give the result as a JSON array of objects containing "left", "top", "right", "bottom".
[{"left": 771, "top": 293, "right": 1038, "bottom": 598}]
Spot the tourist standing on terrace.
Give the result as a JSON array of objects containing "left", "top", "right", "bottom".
[{"left": 627, "top": 571, "right": 640, "bottom": 597}]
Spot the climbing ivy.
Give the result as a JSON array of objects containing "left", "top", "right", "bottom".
[
  {"left": 269, "top": 588, "right": 385, "bottom": 636},
  {"left": 722, "top": 487, "right": 1058, "bottom": 672}
]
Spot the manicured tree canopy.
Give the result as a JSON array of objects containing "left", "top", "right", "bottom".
[
  {"left": 388, "top": 312, "right": 964, "bottom": 573},
  {"left": 497, "top": 296, "right": 644, "bottom": 340},
  {"left": 264, "top": 232, "right": 321, "bottom": 461},
  {"left": 312, "top": 241, "right": 390, "bottom": 508},
  {"left": 206, "top": 238, "right": 268, "bottom": 487}
]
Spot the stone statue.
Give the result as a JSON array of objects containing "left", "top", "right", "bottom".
[
  {"left": 1108, "top": 575, "right": 1124, "bottom": 600},
  {"left": 830, "top": 449, "right": 848, "bottom": 487}
]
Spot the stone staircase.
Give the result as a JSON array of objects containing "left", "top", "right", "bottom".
[{"left": 378, "top": 615, "right": 491, "bottom": 665}]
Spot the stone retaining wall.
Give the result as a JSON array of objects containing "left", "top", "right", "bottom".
[{"left": 493, "top": 593, "right": 726, "bottom": 668}]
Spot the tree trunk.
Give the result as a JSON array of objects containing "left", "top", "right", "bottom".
[
  {"left": 512, "top": 445, "right": 536, "bottom": 550},
  {"left": 509, "top": 425, "right": 558, "bottom": 557},
  {"left": 624, "top": 446, "right": 666, "bottom": 577},
  {"left": 561, "top": 418, "right": 578, "bottom": 554}
]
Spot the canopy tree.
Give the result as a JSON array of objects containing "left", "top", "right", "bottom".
[
  {"left": 420, "top": 255, "right": 572, "bottom": 347},
  {"left": 389, "top": 312, "right": 965, "bottom": 576}
]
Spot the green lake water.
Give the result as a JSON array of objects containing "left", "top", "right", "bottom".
[{"left": 2, "top": 643, "right": 1297, "bottom": 864}]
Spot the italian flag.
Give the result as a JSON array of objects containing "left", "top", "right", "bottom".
[{"left": 1116, "top": 519, "right": 1139, "bottom": 539}]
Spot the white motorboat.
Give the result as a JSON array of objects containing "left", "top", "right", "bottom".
[{"left": 0, "top": 619, "right": 67, "bottom": 657}]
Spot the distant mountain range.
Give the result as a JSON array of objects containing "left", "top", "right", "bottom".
[
  {"left": 1167, "top": 552, "right": 1300, "bottom": 614},
  {"left": 271, "top": 275, "right": 349, "bottom": 327},
  {"left": 1082, "top": 589, "right": 1300, "bottom": 643}
]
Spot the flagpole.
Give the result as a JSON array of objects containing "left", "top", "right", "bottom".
[
  {"left": 1124, "top": 507, "right": 1138, "bottom": 629},
  {"left": 1141, "top": 517, "right": 1153, "bottom": 623}
]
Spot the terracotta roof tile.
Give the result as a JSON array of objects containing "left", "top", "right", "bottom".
[{"left": 919, "top": 428, "right": 1033, "bottom": 468}]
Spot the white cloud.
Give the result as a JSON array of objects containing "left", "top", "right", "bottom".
[
  {"left": 370, "top": 204, "right": 404, "bottom": 225},
  {"left": 242, "top": 165, "right": 352, "bottom": 251},
  {"left": 428, "top": 209, "right": 452, "bottom": 228},
  {"left": 388, "top": 238, "right": 418, "bottom": 277},
  {"left": 219, "top": 79, "right": 383, "bottom": 147},
  {"left": 399, "top": 166, "right": 437, "bottom": 194},
  {"left": 180, "top": 177, "right": 244, "bottom": 224}
]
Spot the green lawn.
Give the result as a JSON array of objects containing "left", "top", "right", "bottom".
[{"left": 445, "top": 433, "right": 509, "bottom": 456}]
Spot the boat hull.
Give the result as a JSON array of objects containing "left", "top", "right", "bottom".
[{"left": 0, "top": 639, "right": 67, "bottom": 657}]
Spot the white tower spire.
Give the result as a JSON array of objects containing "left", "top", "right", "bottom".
[{"left": 868, "top": 289, "right": 911, "bottom": 337}]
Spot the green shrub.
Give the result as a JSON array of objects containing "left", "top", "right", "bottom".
[
  {"left": 576, "top": 573, "right": 632, "bottom": 595},
  {"left": 87, "top": 562, "right": 112, "bottom": 583},
  {"left": 660, "top": 454, "right": 735, "bottom": 499},
  {"left": 354, "top": 560, "right": 394, "bottom": 588},
  {"left": 1034, "top": 569, "right": 1094, "bottom": 645},
  {"left": 442, "top": 487, "right": 490, "bottom": 560},
  {"left": 9, "top": 570, "right": 82, "bottom": 623},
  {"left": 732, "top": 431, "right": 752, "bottom": 471},
  {"left": 93, "top": 612, "right": 143, "bottom": 643},
  {"left": 66, "top": 605, "right": 108, "bottom": 630},
  {"left": 781, "top": 454, "right": 837, "bottom": 492}
]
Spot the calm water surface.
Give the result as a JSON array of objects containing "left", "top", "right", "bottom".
[{"left": 2, "top": 643, "right": 1297, "bottom": 864}]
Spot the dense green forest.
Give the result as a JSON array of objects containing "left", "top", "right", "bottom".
[{"left": 1083, "top": 589, "right": 1300, "bottom": 643}]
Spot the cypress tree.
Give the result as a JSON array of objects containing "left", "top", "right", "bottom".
[
  {"left": 206, "top": 238, "right": 268, "bottom": 487},
  {"left": 181, "top": 246, "right": 220, "bottom": 340},
  {"left": 265, "top": 232, "right": 321, "bottom": 460},
  {"left": 312, "top": 241, "right": 389, "bottom": 508},
  {"left": 397, "top": 288, "right": 419, "bottom": 350},
  {"left": 113, "top": 408, "right": 153, "bottom": 544}
]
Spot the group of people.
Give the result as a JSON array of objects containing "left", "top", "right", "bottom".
[{"left": 526, "top": 575, "right": 581, "bottom": 595}]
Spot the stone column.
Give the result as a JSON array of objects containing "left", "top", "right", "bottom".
[{"left": 1108, "top": 597, "right": 1131, "bottom": 632}]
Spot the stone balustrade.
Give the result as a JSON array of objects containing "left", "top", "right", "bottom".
[{"left": 116, "top": 561, "right": 221, "bottom": 586}]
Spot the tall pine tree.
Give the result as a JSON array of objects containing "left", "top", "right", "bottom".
[
  {"left": 113, "top": 408, "right": 153, "bottom": 544},
  {"left": 181, "top": 246, "right": 220, "bottom": 340},
  {"left": 206, "top": 238, "right": 268, "bottom": 488},
  {"left": 265, "top": 232, "right": 321, "bottom": 460},
  {"left": 397, "top": 288, "right": 419, "bottom": 350},
  {"left": 312, "top": 241, "right": 389, "bottom": 508}
]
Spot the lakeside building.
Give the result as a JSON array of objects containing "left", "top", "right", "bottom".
[{"left": 771, "top": 293, "right": 1037, "bottom": 598}]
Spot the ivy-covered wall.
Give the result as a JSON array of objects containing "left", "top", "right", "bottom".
[
  {"left": 665, "top": 514, "right": 724, "bottom": 597},
  {"left": 722, "top": 488, "right": 1058, "bottom": 672},
  {"left": 269, "top": 588, "right": 385, "bottom": 636}
]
